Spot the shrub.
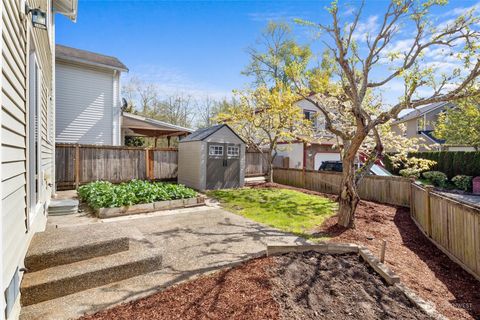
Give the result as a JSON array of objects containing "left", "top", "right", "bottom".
[
  {"left": 408, "top": 151, "right": 480, "bottom": 178},
  {"left": 422, "top": 171, "right": 448, "bottom": 188},
  {"left": 451, "top": 175, "right": 473, "bottom": 191},
  {"left": 399, "top": 168, "right": 421, "bottom": 178},
  {"left": 78, "top": 180, "right": 197, "bottom": 209}
]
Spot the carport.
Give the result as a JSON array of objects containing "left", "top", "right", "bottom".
[{"left": 121, "top": 112, "right": 193, "bottom": 146}]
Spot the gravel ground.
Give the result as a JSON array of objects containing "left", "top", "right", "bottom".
[{"left": 80, "top": 252, "right": 431, "bottom": 320}]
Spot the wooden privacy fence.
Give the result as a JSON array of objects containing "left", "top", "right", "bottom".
[
  {"left": 411, "top": 184, "right": 480, "bottom": 280},
  {"left": 56, "top": 144, "right": 268, "bottom": 189},
  {"left": 273, "top": 167, "right": 480, "bottom": 280},
  {"left": 245, "top": 152, "right": 268, "bottom": 177},
  {"left": 273, "top": 168, "right": 411, "bottom": 207},
  {"left": 56, "top": 144, "right": 178, "bottom": 189}
]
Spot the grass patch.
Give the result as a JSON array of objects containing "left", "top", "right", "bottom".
[{"left": 208, "top": 188, "right": 337, "bottom": 238}]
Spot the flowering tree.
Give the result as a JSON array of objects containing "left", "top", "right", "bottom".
[
  {"left": 289, "top": 0, "right": 480, "bottom": 227},
  {"left": 216, "top": 85, "right": 313, "bottom": 182},
  {"left": 434, "top": 97, "right": 480, "bottom": 150}
]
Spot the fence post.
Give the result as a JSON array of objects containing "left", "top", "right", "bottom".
[
  {"left": 74, "top": 144, "right": 80, "bottom": 189},
  {"left": 409, "top": 179, "right": 415, "bottom": 213},
  {"left": 425, "top": 185, "right": 433, "bottom": 237},
  {"left": 149, "top": 149, "right": 154, "bottom": 180},
  {"left": 145, "top": 148, "right": 150, "bottom": 180}
]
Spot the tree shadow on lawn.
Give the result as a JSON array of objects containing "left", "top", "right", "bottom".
[{"left": 393, "top": 208, "right": 480, "bottom": 318}]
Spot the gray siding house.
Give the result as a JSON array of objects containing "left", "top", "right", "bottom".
[
  {"left": 0, "top": 1, "right": 77, "bottom": 319},
  {"left": 55, "top": 45, "right": 128, "bottom": 145}
]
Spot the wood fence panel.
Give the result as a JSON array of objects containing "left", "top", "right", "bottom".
[
  {"left": 152, "top": 150, "right": 178, "bottom": 180},
  {"left": 274, "top": 168, "right": 410, "bottom": 207},
  {"left": 411, "top": 185, "right": 480, "bottom": 280},
  {"left": 55, "top": 145, "right": 76, "bottom": 187},
  {"left": 245, "top": 152, "right": 268, "bottom": 176}
]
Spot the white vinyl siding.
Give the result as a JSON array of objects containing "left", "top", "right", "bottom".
[
  {"left": 55, "top": 61, "right": 114, "bottom": 145},
  {"left": 2, "top": 0, "right": 53, "bottom": 316}
]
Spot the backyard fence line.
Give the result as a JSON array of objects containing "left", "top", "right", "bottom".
[
  {"left": 272, "top": 168, "right": 411, "bottom": 207},
  {"left": 410, "top": 184, "right": 480, "bottom": 281},
  {"left": 55, "top": 144, "right": 267, "bottom": 189},
  {"left": 273, "top": 167, "right": 480, "bottom": 280}
]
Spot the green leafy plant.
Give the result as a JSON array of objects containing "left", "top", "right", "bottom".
[
  {"left": 78, "top": 180, "right": 197, "bottom": 209},
  {"left": 397, "top": 156, "right": 437, "bottom": 178},
  {"left": 451, "top": 175, "right": 473, "bottom": 192},
  {"left": 422, "top": 171, "right": 448, "bottom": 188}
]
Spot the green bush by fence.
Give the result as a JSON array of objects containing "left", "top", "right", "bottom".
[{"left": 385, "top": 151, "right": 480, "bottom": 178}]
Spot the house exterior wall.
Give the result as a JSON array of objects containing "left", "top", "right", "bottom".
[
  {"left": 1, "top": 0, "right": 55, "bottom": 318},
  {"left": 277, "top": 143, "right": 304, "bottom": 169},
  {"left": 55, "top": 60, "right": 120, "bottom": 145}
]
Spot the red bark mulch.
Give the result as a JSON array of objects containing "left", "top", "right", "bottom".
[{"left": 80, "top": 258, "right": 279, "bottom": 320}]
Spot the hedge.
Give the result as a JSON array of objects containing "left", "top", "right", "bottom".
[{"left": 396, "top": 151, "right": 480, "bottom": 179}]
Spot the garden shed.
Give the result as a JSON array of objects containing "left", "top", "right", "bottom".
[{"left": 178, "top": 124, "right": 246, "bottom": 191}]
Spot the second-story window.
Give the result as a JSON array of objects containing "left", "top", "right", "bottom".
[{"left": 303, "top": 110, "right": 317, "bottom": 129}]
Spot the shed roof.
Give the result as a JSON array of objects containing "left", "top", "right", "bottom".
[
  {"left": 56, "top": 45, "right": 129, "bottom": 72},
  {"left": 180, "top": 124, "right": 245, "bottom": 143}
]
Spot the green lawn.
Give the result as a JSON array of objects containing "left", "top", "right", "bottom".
[{"left": 207, "top": 188, "right": 337, "bottom": 238}]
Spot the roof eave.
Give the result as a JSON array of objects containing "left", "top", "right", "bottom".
[
  {"left": 56, "top": 56, "right": 129, "bottom": 73},
  {"left": 54, "top": 0, "right": 78, "bottom": 22}
]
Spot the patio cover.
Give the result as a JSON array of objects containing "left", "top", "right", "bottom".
[{"left": 121, "top": 112, "right": 193, "bottom": 138}]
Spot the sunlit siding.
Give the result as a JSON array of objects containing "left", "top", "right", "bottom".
[
  {"left": 55, "top": 61, "right": 114, "bottom": 145},
  {"left": 1, "top": 0, "right": 53, "bottom": 310}
]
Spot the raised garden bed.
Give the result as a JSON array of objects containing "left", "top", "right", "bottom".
[{"left": 78, "top": 180, "right": 203, "bottom": 218}]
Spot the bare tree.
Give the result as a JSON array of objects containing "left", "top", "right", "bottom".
[{"left": 291, "top": 0, "right": 480, "bottom": 227}]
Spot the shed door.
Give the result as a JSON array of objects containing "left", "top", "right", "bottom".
[{"left": 206, "top": 143, "right": 241, "bottom": 189}]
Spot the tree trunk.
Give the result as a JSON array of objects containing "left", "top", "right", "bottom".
[
  {"left": 337, "top": 155, "right": 360, "bottom": 228},
  {"left": 266, "top": 151, "right": 274, "bottom": 183}
]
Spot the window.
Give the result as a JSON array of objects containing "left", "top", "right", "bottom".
[
  {"left": 227, "top": 146, "right": 240, "bottom": 157},
  {"left": 417, "top": 117, "right": 425, "bottom": 133},
  {"left": 304, "top": 110, "right": 317, "bottom": 129},
  {"left": 209, "top": 145, "right": 223, "bottom": 156}
]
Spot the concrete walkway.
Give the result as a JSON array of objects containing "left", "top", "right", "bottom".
[{"left": 20, "top": 206, "right": 304, "bottom": 320}]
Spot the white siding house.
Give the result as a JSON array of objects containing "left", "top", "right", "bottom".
[
  {"left": 55, "top": 45, "right": 128, "bottom": 145},
  {"left": 1, "top": 1, "right": 77, "bottom": 319},
  {"left": 275, "top": 97, "right": 340, "bottom": 170}
]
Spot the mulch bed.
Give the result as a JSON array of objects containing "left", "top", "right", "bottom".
[
  {"left": 256, "top": 182, "right": 480, "bottom": 320},
  {"left": 80, "top": 252, "right": 431, "bottom": 320},
  {"left": 80, "top": 258, "right": 279, "bottom": 320}
]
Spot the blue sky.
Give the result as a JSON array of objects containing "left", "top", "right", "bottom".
[{"left": 56, "top": 0, "right": 479, "bottom": 102}]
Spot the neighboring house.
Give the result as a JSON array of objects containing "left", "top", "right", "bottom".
[
  {"left": 275, "top": 98, "right": 341, "bottom": 170},
  {"left": 55, "top": 45, "right": 128, "bottom": 145},
  {"left": 391, "top": 102, "right": 450, "bottom": 151},
  {"left": 391, "top": 102, "right": 476, "bottom": 152},
  {"left": 55, "top": 46, "right": 192, "bottom": 146},
  {"left": 0, "top": 1, "right": 77, "bottom": 319}
]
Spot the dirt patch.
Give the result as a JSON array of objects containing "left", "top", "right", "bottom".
[
  {"left": 271, "top": 251, "right": 431, "bottom": 320},
  {"left": 80, "top": 252, "right": 431, "bottom": 320},
  {"left": 80, "top": 258, "right": 279, "bottom": 320},
  {"left": 259, "top": 182, "right": 480, "bottom": 320}
]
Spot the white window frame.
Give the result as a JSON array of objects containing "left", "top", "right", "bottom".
[
  {"left": 209, "top": 145, "right": 224, "bottom": 156},
  {"left": 227, "top": 146, "right": 240, "bottom": 157},
  {"left": 27, "top": 50, "right": 42, "bottom": 227}
]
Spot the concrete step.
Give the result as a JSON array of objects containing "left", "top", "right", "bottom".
[
  {"left": 21, "top": 248, "right": 162, "bottom": 306},
  {"left": 25, "top": 224, "right": 130, "bottom": 272},
  {"left": 48, "top": 199, "right": 79, "bottom": 216}
]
